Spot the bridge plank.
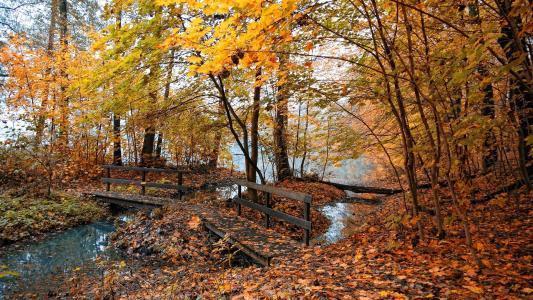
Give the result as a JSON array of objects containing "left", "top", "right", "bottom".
[
  {"left": 89, "top": 191, "right": 174, "bottom": 206},
  {"left": 189, "top": 205, "right": 302, "bottom": 266}
]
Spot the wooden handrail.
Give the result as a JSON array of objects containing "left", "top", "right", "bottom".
[
  {"left": 101, "top": 178, "right": 188, "bottom": 191},
  {"left": 102, "top": 164, "right": 188, "bottom": 198},
  {"left": 232, "top": 197, "right": 311, "bottom": 230},
  {"left": 102, "top": 165, "right": 190, "bottom": 174},
  {"left": 232, "top": 179, "right": 312, "bottom": 245},
  {"left": 233, "top": 179, "right": 312, "bottom": 203}
]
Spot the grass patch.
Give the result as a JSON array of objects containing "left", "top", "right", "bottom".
[{"left": 0, "top": 190, "right": 107, "bottom": 243}]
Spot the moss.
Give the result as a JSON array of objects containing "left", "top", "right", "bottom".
[{"left": 0, "top": 191, "right": 108, "bottom": 243}]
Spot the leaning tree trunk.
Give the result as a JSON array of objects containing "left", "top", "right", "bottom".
[
  {"left": 209, "top": 73, "right": 266, "bottom": 184},
  {"left": 273, "top": 56, "right": 291, "bottom": 181},
  {"left": 249, "top": 68, "right": 261, "bottom": 185}
]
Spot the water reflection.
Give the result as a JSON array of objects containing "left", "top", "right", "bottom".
[
  {"left": 0, "top": 221, "right": 121, "bottom": 298},
  {"left": 214, "top": 185, "right": 238, "bottom": 199},
  {"left": 314, "top": 203, "right": 358, "bottom": 245},
  {"left": 230, "top": 143, "right": 375, "bottom": 185}
]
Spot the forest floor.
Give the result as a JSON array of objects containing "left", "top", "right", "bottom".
[{"left": 56, "top": 176, "right": 532, "bottom": 299}]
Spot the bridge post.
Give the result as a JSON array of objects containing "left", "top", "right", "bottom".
[
  {"left": 177, "top": 172, "right": 183, "bottom": 199},
  {"left": 237, "top": 185, "right": 242, "bottom": 216},
  {"left": 106, "top": 167, "right": 111, "bottom": 191},
  {"left": 141, "top": 170, "right": 146, "bottom": 195},
  {"left": 265, "top": 193, "right": 271, "bottom": 228},
  {"left": 304, "top": 202, "right": 310, "bottom": 246},
  {"left": 177, "top": 172, "right": 183, "bottom": 186}
]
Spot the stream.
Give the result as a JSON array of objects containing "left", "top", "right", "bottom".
[
  {"left": 316, "top": 203, "right": 359, "bottom": 245},
  {"left": 0, "top": 216, "right": 132, "bottom": 298}
]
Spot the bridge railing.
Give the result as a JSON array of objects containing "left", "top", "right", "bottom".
[
  {"left": 101, "top": 165, "right": 190, "bottom": 196},
  {"left": 232, "top": 179, "right": 312, "bottom": 245}
]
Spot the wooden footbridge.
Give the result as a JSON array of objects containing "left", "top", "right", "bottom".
[{"left": 88, "top": 165, "right": 313, "bottom": 266}]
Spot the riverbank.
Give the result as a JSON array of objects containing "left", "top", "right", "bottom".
[{"left": 0, "top": 189, "right": 107, "bottom": 247}]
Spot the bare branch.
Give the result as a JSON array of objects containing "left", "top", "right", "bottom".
[{"left": 0, "top": 1, "right": 45, "bottom": 11}]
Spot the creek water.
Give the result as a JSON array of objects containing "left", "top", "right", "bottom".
[
  {"left": 314, "top": 202, "right": 359, "bottom": 245},
  {"left": 0, "top": 217, "right": 131, "bottom": 298}
]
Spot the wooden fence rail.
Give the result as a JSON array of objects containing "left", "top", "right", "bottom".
[
  {"left": 232, "top": 179, "right": 312, "bottom": 245},
  {"left": 102, "top": 165, "right": 189, "bottom": 196}
]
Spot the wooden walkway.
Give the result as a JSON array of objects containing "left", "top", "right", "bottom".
[
  {"left": 189, "top": 205, "right": 303, "bottom": 266},
  {"left": 91, "top": 192, "right": 303, "bottom": 265}
]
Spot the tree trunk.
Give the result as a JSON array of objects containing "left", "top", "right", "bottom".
[
  {"left": 366, "top": 0, "right": 423, "bottom": 239},
  {"left": 112, "top": 9, "right": 123, "bottom": 166},
  {"left": 139, "top": 71, "right": 159, "bottom": 168},
  {"left": 273, "top": 56, "right": 291, "bottom": 181},
  {"left": 321, "top": 117, "right": 331, "bottom": 180},
  {"left": 248, "top": 68, "right": 261, "bottom": 185},
  {"left": 292, "top": 100, "right": 302, "bottom": 176},
  {"left": 140, "top": 8, "right": 164, "bottom": 167},
  {"left": 57, "top": 0, "right": 69, "bottom": 146},
  {"left": 113, "top": 114, "right": 122, "bottom": 165},
  {"left": 35, "top": 0, "right": 58, "bottom": 145},
  {"left": 468, "top": 3, "right": 497, "bottom": 172},
  {"left": 402, "top": 5, "right": 444, "bottom": 238},
  {"left": 480, "top": 67, "right": 497, "bottom": 172},
  {"left": 209, "top": 74, "right": 265, "bottom": 184},
  {"left": 141, "top": 126, "right": 156, "bottom": 167},
  {"left": 208, "top": 99, "right": 224, "bottom": 168},
  {"left": 300, "top": 100, "right": 309, "bottom": 177}
]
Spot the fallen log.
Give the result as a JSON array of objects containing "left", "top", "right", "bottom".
[
  {"left": 470, "top": 180, "right": 525, "bottom": 204},
  {"left": 319, "top": 180, "right": 403, "bottom": 195}
]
